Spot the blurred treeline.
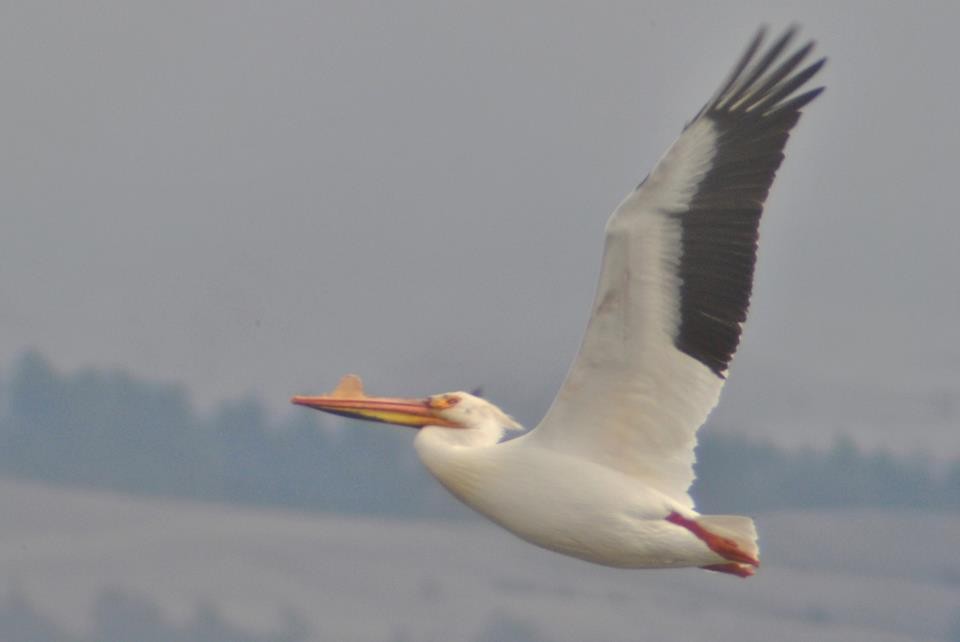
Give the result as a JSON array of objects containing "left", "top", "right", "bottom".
[{"left": 1, "top": 351, "right": 957, "bottom": 517}]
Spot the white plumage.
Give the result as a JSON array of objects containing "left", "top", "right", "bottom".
[{"left": 293, "top": 27, "right": 824, "bottom": 578}]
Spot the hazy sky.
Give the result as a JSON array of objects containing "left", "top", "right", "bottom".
[{"left": 3, "top": 2, "right": 959, "bottom": 455}]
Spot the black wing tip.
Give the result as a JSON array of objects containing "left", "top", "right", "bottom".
[
  {"left": 751, "top": 23, "right": 802, "bottom": 49},
  {"left": 793, "top": 84, "right": 826, "bottom": 108},
  {"left": 673, "top": 26, "right": 824, "bottom": 378},
  {"left": 707, "top": 26, "right": 825, "bottom": 118}
]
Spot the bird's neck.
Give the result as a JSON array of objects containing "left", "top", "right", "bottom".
[
  {"left": 413, "top": 423, "right": 505, "bottom": 504},
  {"left": 418, "top": 421, "right": 506, "bottom": 449}
]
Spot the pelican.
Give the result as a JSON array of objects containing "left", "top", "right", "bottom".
[{"left": 292, "top": 27, "right": 824, "bottom": 578}]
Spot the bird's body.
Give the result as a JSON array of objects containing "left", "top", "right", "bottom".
[
  {"left": 292, "top": 27, "right": 823, "bottom": 578},
  {"left": 416, "top": 423, "right": 733, "bottom": 570}
]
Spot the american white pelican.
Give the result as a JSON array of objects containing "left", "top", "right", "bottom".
[{"left": 293, "top": 27, "right": 824, "bottom": 578}]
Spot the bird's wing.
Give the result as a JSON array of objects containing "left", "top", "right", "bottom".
[{"left": 527, "top": 28, "right": 824, "bottom": 509}]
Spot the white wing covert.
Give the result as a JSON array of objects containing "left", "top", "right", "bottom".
[{"left": 528, "top": 28, "right": 824, "bottom": 509}]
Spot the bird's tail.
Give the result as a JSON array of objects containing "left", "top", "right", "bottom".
[{"left": 696, "top": 515, "right": 759, "bottom": 564}]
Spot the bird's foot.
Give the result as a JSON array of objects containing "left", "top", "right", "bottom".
[
  {"left": 700, "top": 563, "right": 755, "bottom": 578},
  {"left": 665, "top": 512, "right": 760, "bottom": 567}
]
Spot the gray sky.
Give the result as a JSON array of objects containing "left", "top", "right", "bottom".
[{"left": 3, "top": 1, "right": 959, "bottom": 455}]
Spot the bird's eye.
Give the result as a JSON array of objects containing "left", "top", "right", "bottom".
[{"left": 429, "top": 395, "right": 460, "bottom": 410}]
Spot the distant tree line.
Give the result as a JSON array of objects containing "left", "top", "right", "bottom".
[{"left": 1, "top": 351, "right": 957, "bottom": 517}]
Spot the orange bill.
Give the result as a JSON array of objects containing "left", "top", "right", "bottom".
[{"left": 290, "top": 374, "right": 458, "bottom": 428}]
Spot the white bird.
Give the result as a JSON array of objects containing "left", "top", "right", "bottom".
[{"left": 292, "top": 27, "right": 824, "bottom": 578}]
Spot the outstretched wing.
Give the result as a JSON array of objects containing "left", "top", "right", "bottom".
[{"left": 527, "top": 27, "right": 824, "bottom": 509}]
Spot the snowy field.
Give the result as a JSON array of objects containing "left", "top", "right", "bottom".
[{"left": 0, "top": 479, "right": 956, "bottom": 642}]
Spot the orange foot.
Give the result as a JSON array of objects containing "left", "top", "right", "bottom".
[
  {"left": 666, "top": 512, "right": 760, "bottom": 567},
  {"left": 701, "top": 563, "right": 755, "bottom": 578}
]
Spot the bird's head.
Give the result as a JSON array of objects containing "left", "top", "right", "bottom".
[{"left": 291, "top": 374, "right": 522, "bottom": 444}]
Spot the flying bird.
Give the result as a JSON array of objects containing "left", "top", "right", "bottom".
[{"left": 293, "top": 27, "right": 824, "bottom": 578}]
